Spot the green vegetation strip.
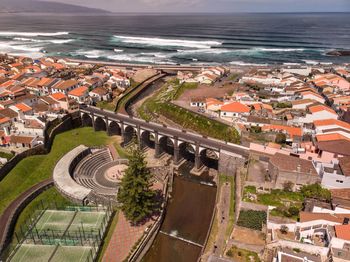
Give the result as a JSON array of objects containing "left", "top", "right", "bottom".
[
  {"left": 138, "top": 80, "right": 240, "bottom": 143},
  {"left": 237, "top": 210, "right": 267, "bottom": 231},
  {"left": 0, "top": 127, "right": 111, "bottom": 215},
  {"left": 0, "top": 151, "right": 14, "bottom": 161},
  {"left": 226, "top": 245, "right": 261, "bottom": 262}
]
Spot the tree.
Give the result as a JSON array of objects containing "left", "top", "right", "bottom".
[
  {"left": 300, "top": 183, "right": 331, "bottom": 202},
  {"left": 117, "top": 146, "right": 156, "bottom": 223}
]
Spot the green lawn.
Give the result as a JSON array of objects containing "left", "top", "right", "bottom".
[
  {"left": 0, "top": 151, "right": 14, "bottom": 161},
  {"left": 226, "top": 245, "right": 260, "bottom": 262},
  {"left": 0, "top": 127, "right": 111, "bottom": 215},
  {"left": 96, "top": 101, "right": 116, "bottom": 111}
]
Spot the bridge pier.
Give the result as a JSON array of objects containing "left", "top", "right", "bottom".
[
  {"left": 154, "top": 132, "right": 161, "bottom": 158},
  {"left": 194, "top": 143, "right": 202, "bottom": 171}
]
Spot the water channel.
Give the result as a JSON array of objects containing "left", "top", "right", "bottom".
[{"left": 142, "top": 162, "right": 217, "bottom": 262}]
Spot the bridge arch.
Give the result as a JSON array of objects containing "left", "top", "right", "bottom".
[
  {"left": 141, "top": 130, "right": 155, "bottom": 149},
  {"left": 200, "top": 148, "right": 219, "bottom": 170},
  {"left": 179, "top": 142, "right": 196, "bottom": 162},
  {"left": 159, "top": 136, "right": 174, "bottom": 156},
  {"left": 94, "top": 117, "right": 107, "bottom": 131},
  {"left": 81, "top": 113, "right": 93, "bottom": 127},
  {"left": 108, "top": 121, "right": 121, "bottom": 136},
  {"left": 123, "top": 125, "right": 136, "bottom": 145}
]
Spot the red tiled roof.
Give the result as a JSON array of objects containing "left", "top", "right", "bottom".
[
  {"left": 68, "top": 86, "right": 88, "bottom": 97},
  {"left": 262, "top": 124, "right": 302, "bottom": 138},
  {"left": 220, "top": 102, "right": 250, "bottom": 113},
  {"left": 309, "top": 105, "right": 337, "bottom": 115},
  {"left": 299, "top": 212, "right": 350, "bottom": 223},
  {"left": 50, "top": 93, "right": 66, "bottom": 101},
  {"left": 14, "top": 103, "right": 32, "bottom": 113},
  {"left": 335, "top": 224, "right": 350, "bottom": 240},
  {"left": 314, "top": 119, "right": 350, "bottom": 130}
]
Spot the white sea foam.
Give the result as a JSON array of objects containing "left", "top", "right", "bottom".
[
  {"left": 253, "top": 47, "right": 306, "bottom": 52},
  {"left": 107, "top": 53, "right": 176, "bottom": 64},
  {"left": 13, "top": 37, "right": 73, "bottom": 44},
  {"left": 113, "top": 35, "right": 221, "bottom": 49},
  {"left": 229, "top": 61, "right": 268, "bottom": 66},
  {"left": 113, "top": 49, "right": 124, "bottom": 53},
  {"left": 73, "top": 49, "right": 109, "bottom": 58},
  {"left": 176, "top": 48, "right": 230, "bottom": 54},
  {"left": 302, "top": 60, "right": 320, "bottom": 65},
  {"left": 0, "top": 31, "right": 69, "bottom": 37}
]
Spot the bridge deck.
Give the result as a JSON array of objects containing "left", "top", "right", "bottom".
[{"left": 81, "top": 106, "right": 249, "bottom": 157}]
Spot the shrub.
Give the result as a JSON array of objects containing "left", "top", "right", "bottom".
[
  {"left": 280, "top": 225, "right": 289, "bottom": 234},
  {"left": 275, "top": 133, "right": 286, "bottom": 144},
  {"left": 300, "top": 183, "right": 331, "bottom": 202},
  {"left": 226, "top": 249, "right": 234, "bottom": 257},
  {"left": 283, "top": 181, "right": 294, "bottom": 192},
  {"left": 288, "top": 206, "right": 300, "bottom": 217}
]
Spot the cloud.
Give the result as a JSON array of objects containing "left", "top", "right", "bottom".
[{"left": 140, "top": 0, "right": 201, "bottom": 7}]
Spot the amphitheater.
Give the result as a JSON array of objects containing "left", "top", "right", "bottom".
[{"left": 53, "top": 145, "right": 169, "bottom": 205}]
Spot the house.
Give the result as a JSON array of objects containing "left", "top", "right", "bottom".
[
  {"left": 262, "top": 124, "right": 303, "bottom": 142},
  {"left": 268, "top": 153, "right": 320, "bottom": 190},
  {"left": 220, "top": 102, "right": 250, "bottom": 119},
  {"left": 315, "top": 133, "right": 350, "bottom": 158},
  {"left": 89, "top": 87, "right": 111, "bottom": 102},
  {"left": 314, "top": 119, "right": 350, "bottom": 140},
  {"left": 313, "top": 74, "right": 350, "bottom": 92},
  {"left": 190, "top": 97, "right": 206, "bottom": 107},
  {"left": 298, "top": 105, "right": 338, "bottom": 124},
  {"left": 51, "top": 80, "right": 79, "bottom": 95},
  {"left": 313, "top": 157, "right": 350, "bottom": 189},
  {"left": 68, "top": 86, "right": 88, "bottom": 103},
  {"left": 301, "top": 91, "right": 325, "bottom": 104},
  {"left": 9, "top": 135, "right": 39, "bottom": 148},
  {"left": 206, "top": 98, "right": 223, "bottom": 112},
  {"left": 292, "top": 99, "right": 316, "bottom": 110}
]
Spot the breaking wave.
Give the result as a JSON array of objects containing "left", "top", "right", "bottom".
[
  {"left": 112, "top": 35, "right": 222, "bottom": 49},
  {"left": 0, "top": 31, "right": 69, "bottom": 37}
]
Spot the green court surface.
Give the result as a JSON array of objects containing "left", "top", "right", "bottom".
[
  {"left": 35, "top": 210, "right": 75, "bottom": 233},
  {"left": 9, "top": 244, "right": 55, "bottom": 262},
  {"left": 50, "top": 246, "right": 94, "bottom": 262},
  {"left": 69, "top": 211, "right": 106, "bottom": 231}
]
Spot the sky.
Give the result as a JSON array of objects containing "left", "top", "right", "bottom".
[{"left": 40, "top": 0, "right": 350, "bottom": 13}]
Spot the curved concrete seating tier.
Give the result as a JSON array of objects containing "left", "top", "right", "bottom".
[
  {"left": 73, "top": 148, "right": 119, "bottom": 196},
  {"left": 53, "top": 145, "right": 92, "bottom": 204}
]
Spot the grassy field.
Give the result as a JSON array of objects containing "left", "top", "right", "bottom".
[
  {"left": 0, "top": 127, "right": 111, "bottom": 215},
  {"left": 137, "top": 80, "right": 240, "bottom": 143},
  {"left": 96, "top": 101, "right": 116, "bottom": 111}
]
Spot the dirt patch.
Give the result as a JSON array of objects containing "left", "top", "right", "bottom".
[
  {"left": 177, "top": 84, "right": 241, "bottom": 102},
  {"left": 231, "top": 226, "right": 265, "bottom": 246},
  {"left": 132, "top": 69, "right": 158, "bottom": 83}
]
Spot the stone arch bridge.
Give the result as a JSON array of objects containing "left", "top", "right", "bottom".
[{"left": 80, "top": 106, "right": 249, "bottom": 173}]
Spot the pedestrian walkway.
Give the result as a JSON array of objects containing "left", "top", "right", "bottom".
[{"left": 103, "top": 212, "right": 153, "bottom": 262}]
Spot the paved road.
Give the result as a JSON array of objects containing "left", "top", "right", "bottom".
[
  {"left": 81, "top": 106, "right": 250, "bottom": 157},
  {"left": 0, "top": 179, "right": 53, "bottom": 253}
]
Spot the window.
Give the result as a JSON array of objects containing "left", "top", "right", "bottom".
[{"left": 336, "top": 180, "right": 344, "bottom": 183}]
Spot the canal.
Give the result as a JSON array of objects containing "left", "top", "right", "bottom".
[{"left": 143, "top": 163, "right": 217, "bottom": 262}]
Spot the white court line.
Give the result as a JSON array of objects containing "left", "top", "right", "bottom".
[
  {"left": 17, "top": 245, "right": 31, "bottom": 262},
  {"left": 78, "top": 247, "right": 91, "bottom": 262},
  {"left": 36, "top": 211, "right": 54, "bottom": 232}
]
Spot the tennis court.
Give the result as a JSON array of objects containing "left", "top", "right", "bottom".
[
  {"left": 8, "top": 207, "right": 111, "bottom": 262},
  {"left": 68, "top": 211, "right": 106, "bottom": 232},
  {"left": 50, "top": 246, "right": 93, "bottom": 262},
  {"left": 10, "top": 244, "right": 55, "bottom": 262},
  {"left": 35, "top": 210, "right": 76, "bottom": 234}
]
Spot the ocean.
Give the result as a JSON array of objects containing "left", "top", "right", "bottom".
[{"left": 0, "top": 13, "right": 349, "bottom": 65}]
